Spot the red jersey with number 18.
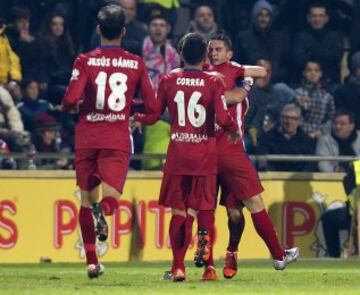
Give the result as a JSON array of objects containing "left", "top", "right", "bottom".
[
  {"left": 62, "top": 46, "right": 156, "bottom": 151},
  {"left": 156, "top": 68, "right": 238, "bottom": 175}
]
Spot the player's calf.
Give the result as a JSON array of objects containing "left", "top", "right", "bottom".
[
  {"left": 194, "top": 229, "right": 211, "bottom": 267},
  {"left": 92, "top": 203, "right": 109, "bottom": 242}
]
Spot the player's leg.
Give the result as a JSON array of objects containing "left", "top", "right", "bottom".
[
  {"left": 79, "top": 187, "right": 105, "bottom": 278},
  {"left": 242, "top": 194, "right": 299, "bottom": 270},
  {"left": 169, "top": 208, "right": 187, "bottom": 281},
  {"left": 94, "top": 150, "right": 130, "bottom": 241},
  {"left": 190, "top": 175, "right": 218, "bottom": 280},
  {"left": 196, "top": 209, "right": 217, "bottom": 280},
  {"left": 75, "top": 148, "right": 104, "bottom": 278},
  {"left": 223, "top": 206, "right": 245, "bottom": 279}
]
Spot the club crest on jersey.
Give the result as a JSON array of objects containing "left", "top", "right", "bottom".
[{"left": 70, "top": 68, "right": 80, "bottom": 81}]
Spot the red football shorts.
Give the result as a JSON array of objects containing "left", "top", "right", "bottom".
[
  {"left": 159, "top": 174, "right": 217, "bottom": 210},
  {"left": 218, "top": 148, "right": 264, "bottom": 208},
  {"left": 75, "top": 149, "right": 130, "bottom": 193}
]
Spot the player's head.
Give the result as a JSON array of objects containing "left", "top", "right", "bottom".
[
  {"left": 180, "top": 33, "right": 207, "bottom": 66},
  {"left": 97, "top": 4, "right": 126, "bottom": 42},
  {"left": 208, "top": 32, "right": 233, "bottom": 65}
]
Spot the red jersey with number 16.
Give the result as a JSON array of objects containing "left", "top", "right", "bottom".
[
  {"left": 155, "top": 68, "right": 238, "bottom": 175},
  {"left": 62, "top": 46, "right": 156, "bottom": 151}
]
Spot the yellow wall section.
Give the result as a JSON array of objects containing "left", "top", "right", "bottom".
[{"left": 0, "top": 172, "right": 346, "bottom": 263}]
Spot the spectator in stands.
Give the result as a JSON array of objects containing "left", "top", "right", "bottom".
[
  {"left": 0, "top": 76, "right": 32, "bottom": 156},
  {"left": 256, "top": 103, "right": 316, "bottom": 171},
  {"left": 245, "top": 59, "right": 295, "bottom": 150},
  {"left": 141, "top": 15, "right": 179, "bottom": 169},
  {"left": 7, "top": 6, "right": 48, "bottom": 92},
  {"left": 187, "top": 5, "right": 219, "bottom": 43},
  {"left": 32, "top": 113, "right": 70, "bottom": 169},
  {"left": 0, "top": 19, "right": 22, "bottom": 103},
  {"left": 17, "top": 79, "right": 52, "bottom": 132},
  {"left": 38, "top": 12, "right": 75, "bottom": 106},
  {"left": 320, "top": 162, "right": 355, "bottom": 258},
  {"left": 90, "top": 0, "right": 147, "bottom": 55},
  {"left": 334, "top": 52, "right": 360, "bottom": 130},
  {"left": 316, "top": 110, "right": 360, "bottom": 172},
  {"left": 235, "top": 0, "right": 289, "bottom": 82},
  {"left": 292, "top": 3, "right": 343, "bottom": 86},
  {"left": 294, "top": 60, "right": 335, "bottom": 139},
  {"left": 245, "top": 59, "right": 282, "bottom": 151}
]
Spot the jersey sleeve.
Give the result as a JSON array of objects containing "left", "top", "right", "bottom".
[
  {"left": 61, "top": 55, "right": 88, "bottom": 112},
  {"left": 134, "top": 75, "right": 167, "bottom": 125},
  {"left": 234, "top": 62, "right": 245, "bottom": 80},
  {"left": 213, "top": 79, "right": 238, "bottom": 132},
  {"left": 138, "top": 58, "right": 157, "bottom": 114}
]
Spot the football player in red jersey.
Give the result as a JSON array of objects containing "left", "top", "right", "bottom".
[
  {"left": 135, "top": 33, "right": 240, "bottom": 281},
  {"left": 206, "top": 33, "right": 299, "bottom": 279},
  {"left": 62, "top": 5, "right": 157, "bottom": 278}
]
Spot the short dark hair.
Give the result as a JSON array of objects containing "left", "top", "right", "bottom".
[
  {"left": 11, "top": 5, "right": 31, "bottom": 21},
  {"left": 334, "top": 109, "right": 355, "bottom": 124},
  {"left": 180, "top": 33, "right": 207, "bottom": 65},
  {"left": 308, "top": 2, "right": 328, "bottom": 14},
  {"left": 210, "top": 31, "right": 233, "bottom": 50},
  {"left": 147, "top": 15, "right": 168, "bottom": 26},
  {"left": 304, "top": 59, "right": 323, "bottom": 71},
  {"left": 97, "top": 4, "right": 125, "bottom": 40}
]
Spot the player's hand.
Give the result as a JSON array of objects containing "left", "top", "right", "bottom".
[
  {"left": 227, "top": 130, "right": 240, "bottom": 144},
  {"left": 130, "top": 116, "right": 142, "bottom": 134}
]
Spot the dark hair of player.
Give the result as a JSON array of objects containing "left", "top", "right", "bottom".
[
  {"left": 334, "top": 109, "right": 355, "bottom": 124},
  {"left": 180, "top": 33, "right": 207, "bottom": 65},
  {"left": 97, "top": 5, "right": 125, "bottom": 40},
  {"left": 210, "top": 32, "right": 233, "bottom": 51}
]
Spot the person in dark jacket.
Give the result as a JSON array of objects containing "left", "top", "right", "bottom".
[
  {"left": 38, "top": 12, "right": 76, "bottom": 105},
  {"left": 235, "top": 0, "right": 289, "bottom": 82},
  {"left": 7, "top": 6, "right": 48, "bottom": 90},
  {"left": 256, "top": 103, "right": 316, "bottom": 171},
  {"left": 291, "top": 3, "right": 343, "bottom": 85},
  {"left": 334, "top": 51, "right": 360, "bottom": 130}
]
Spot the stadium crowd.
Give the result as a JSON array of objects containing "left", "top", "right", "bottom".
[{"left": 0, "top": 0, "right": 359, "bottom": 171}]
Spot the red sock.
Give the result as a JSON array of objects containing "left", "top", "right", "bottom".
[
  {"left": 227, "top": 213, "right": 245, "bottom": 252},
  {"left": 197, "top": 210, "right": 215, "bottom": 267},
  {"left": 169, "top": 215, "right": 186, "bottom": 271},
  {"left": 251, "top": 209, "right": 285, "bottom": 260},
  {"left": 100, "top": 196, "right": 118, "bottom": 216},
  {"left": 180, "top": 214, "right": 195, "bottom": 260},
  {"left": 79, "top": 206, "right": 98, "bottom": 265}
]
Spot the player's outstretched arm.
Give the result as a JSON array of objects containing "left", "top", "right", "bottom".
[
  {"left": 225, "top": 77, "right": 254, "bottom": 105},
  {"left": 62, "top": 56, "right": 88, "bottom": 112},
  {"left": 243, "top": 66, "right": 266, "bottom": 78}
]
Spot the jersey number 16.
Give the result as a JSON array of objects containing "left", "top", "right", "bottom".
[{"left": 174, "top": 90, "right": 206, "bottom": 127}]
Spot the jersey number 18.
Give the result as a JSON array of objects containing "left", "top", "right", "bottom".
[{"left": 95, "top": 71, "right": 128, "bottom": 112}]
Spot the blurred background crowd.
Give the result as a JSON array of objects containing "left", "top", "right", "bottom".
[{"left": 0, "top": 0, "right": 360, "bottom": 171}]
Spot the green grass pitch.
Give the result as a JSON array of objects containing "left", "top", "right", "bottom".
[{"left": 0, "top": 259, "right": 359, "bottom": 294}]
